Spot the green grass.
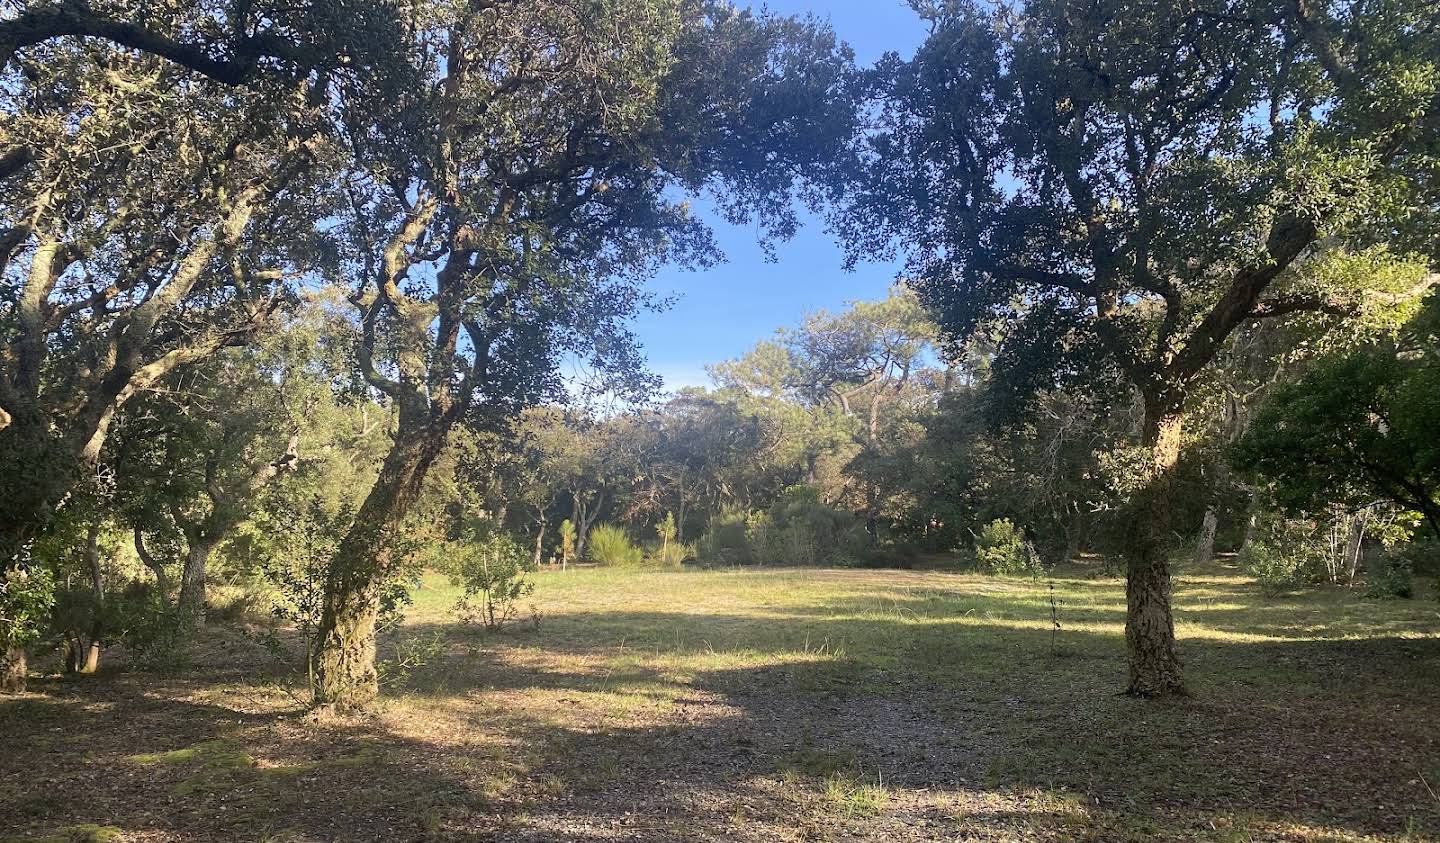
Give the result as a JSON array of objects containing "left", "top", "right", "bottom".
[{"left": 4, "top": 561, "right": 1439, "bottom": 841}]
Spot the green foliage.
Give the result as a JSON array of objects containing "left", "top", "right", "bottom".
[
  {"left": 649, "top": 541, "right": 693, "bottom": 569},
  {"left": 1364, "top": 551, "right": 1415, "bottom": 600},
  {"left": 559, "top": 519, "right": 578, "bottom": 566},
  {"left": 255, "top": 499, "right": 350, "bottom": 642},
  {"left": 972, "top": 519, "right": 1039, "bottom": 577},
  {"left": 0, "top": 566, "right": 56, "bottom": 652},
  {"left": 1239, "top": 540, "right": 1310, "bottom": 598},
  {"left": 657, "top": 512, "right": 678, "bottom": 547},
  {"left": 450, "top": 531, "right": 535, "bottom": 631},
  {"left": 695, "top": 487, "right": 867, "bottom": 567},
  {"left": 588, "top": 524, "right": 645, "bottom": 567},
  {"left": 378, "top": 631, "right": 448, "bottom": 688},
  {"left": 697, "top": 508, "right": 755, "bottom": 566},
  {"left": 1234, "top": 320, "right": 1440, "bottom": 542}
]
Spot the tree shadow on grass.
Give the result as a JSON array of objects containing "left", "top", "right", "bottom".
[
  {"left": 3, "top": 596, "right": 1438, "bottom": 842},
  {"left": 384, "top": 600, "right": 1440, "bottom": 841}
]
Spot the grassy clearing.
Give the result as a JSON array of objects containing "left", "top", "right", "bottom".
[{"left": 2, "top": 561, "right": 1438, "bottom": 841}]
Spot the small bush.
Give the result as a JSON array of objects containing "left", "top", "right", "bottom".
[
  {"left": 1364, "top": 551, "right": 1414, "bottom": 599},
  {"left": 649, "top": 540, "right": 692, "bottom": 568},
  {"left": 588, "top": 523, "right": 644, "bottom": 567},
  {"left": 451, "top": 531, "right": 535, "bottom": 630},
  {"left": 558, "top": 519, "right": 578, "bottom": 567},
  {"left": 1, "top": 565, "right": 56, "bottom": 654},
  {"left": 1240, "top": 539, "right": 1306, "bottom": 597},
  {"left": 106, "top": 582, "right": 190, "bottom": 669},
  {"left": 973, "top": 518, "right": 1039, "bottom": 577},
  {"left": 698, "top": 507, "right": 753, "bottom": 564},
  {"left": 379, "top": 630, "right": 448, "bottom": 688}
]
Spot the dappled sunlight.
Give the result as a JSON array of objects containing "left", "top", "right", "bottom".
[{"left": 6, "top": 568, "right": 1439, "bottom": 842}]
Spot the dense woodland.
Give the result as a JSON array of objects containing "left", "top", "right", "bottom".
[{"left": 2, "top": 0, "right": 1440, "bottom": 839}]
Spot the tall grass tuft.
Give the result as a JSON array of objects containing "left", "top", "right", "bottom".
[{"left": 588, "top": 523, "right": 644, "bottom": 567}]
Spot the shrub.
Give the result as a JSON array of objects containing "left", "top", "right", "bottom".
[
  {"left": 974, "top": 518, "right": 1039, "bottom": 576},
  {"left": 698, "top": 507, "right": 753, "bottom": 565},
  {"left": 1364, "top": 551, "right": 1414, "bottom": 599},
  {"left": 106, "top": 581, "right": 190, "bottom": 669},
  {"left": 451, "top": 531, "right": 535, "bottom": 630},
  {"left": 649, "top": 540, "right": 693, "bottom": 568},
  {"left": 253, "top": 497, "right": 416, "bottom": 687},
  {"left": 695, "top": 489, "right": 871, "bottom": 567},
  {"left": 1, "top": 565, "right": 56, "bottom": 671},
  {"left": 1240, "top": 539, "right": 1306, "bottom": 597},
  {"left": 656, "top": 512, "right": 677, "bottom": 547},
  {"left": 648, "top": 512, "right": 689, "bottom": 567},
  {"left": 588, "top": 523, "right": 644, "bottom": 567}
]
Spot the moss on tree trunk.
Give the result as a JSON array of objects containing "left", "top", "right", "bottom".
[{"left": 311, "top": 432, "right": 438, "bottom": 710}]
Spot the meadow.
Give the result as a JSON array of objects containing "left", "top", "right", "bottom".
[{"left": 3, "top": 561, "right": 1438, "bottom": 842}]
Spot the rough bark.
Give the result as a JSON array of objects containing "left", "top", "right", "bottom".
[
  {"left": 1193, "top": 508, "right": 1218, "bottom": 566},
  {"left": 1125, "top": 411, "right": 1187, "bottom": 698},
  {"left": 1, "top": 646, "right": 24, "bottom": 693},
  {"left": 532, "top": 520, "right": 546, "bottom": 569},
  {"left": 177, "top": 540, "right": 215, "bottom": 625},
  {"left": 312, "top": 433, "right": 440, "bottom": 710}
]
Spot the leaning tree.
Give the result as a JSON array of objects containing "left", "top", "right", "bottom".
[
  {"left": 833, "top": 0, "right": 1439, "bottom": 695},
  {"left": 308, "top": 0, "right": 858, "bottom": 709}
]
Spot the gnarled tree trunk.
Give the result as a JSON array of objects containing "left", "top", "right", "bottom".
[
  {"left": 1125, "top": 410, "right": 1186, "bottom": 698},
  {"left": 312, "top": 432, "right": 440, "bottom": 710},
  {"left": 177, "top": 540, "right": 215, "bottom": 625}
]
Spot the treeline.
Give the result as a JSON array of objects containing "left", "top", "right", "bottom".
[
  {"left": 466, "top": 285, "right": 1440, "bottom": 582},
  {"left": 3, "top": 0, "right": 1438, "bottom": 704}
]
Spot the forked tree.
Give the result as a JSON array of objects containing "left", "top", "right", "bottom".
[
  {"left": 309, "top": 0, "right": 858, "bottom": 709},
  {"left": 834, "top": 0, "right": 1439, "bottom": 695}
]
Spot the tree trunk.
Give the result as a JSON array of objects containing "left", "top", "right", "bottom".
[
  {"left": 177, "top": 540, "right": 214, "bottom": 625},
  {"left": 133, "top": 525, "right": 170, "bottom": 596},
  {"left": 1344, "top": 512, "right": 1366, "bottom": 582},
  {"left": 80, "top": 520, "right": 103, "bottom": 673},
  {"left": 1124, "top": 411, "right": 1187, "bottom": 698},
  {"left": 312, "top": 434, "right": 438, "bottom": 710},
  {"left": 312, "top": 573, "right": 381, "bottom": 710},
  {"left": 1193, "top": 508, "right": 1218, "bottom": 566},
  {"left": 573, "top": 491, "right": 603, "bottom": 561},
  {"left": 532, "top": 520, "right": 546, "bottom": 569},
  {"left": 1, "top": 646, "right": 24, "bottom": 693},
  {"left": 573, "top": 493, "right": 588, "bottom": 561},
  {"left": 1238, "top": 495, "right": 1259, "bottom": 553}
]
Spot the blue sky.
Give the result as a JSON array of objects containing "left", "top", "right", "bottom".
[{"left": 633, "top": 1, "right": 928, "bottom": 392}]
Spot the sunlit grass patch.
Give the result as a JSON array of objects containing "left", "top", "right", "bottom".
[
  {"left": 8, "top": 561, "right": 1440, "bottom": 841},
  {"left": 823, "top": 771, "right": 891, "bottom": 819},
  {"left": 0, "top": 825, "right": 125, "bottom": 843}
]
